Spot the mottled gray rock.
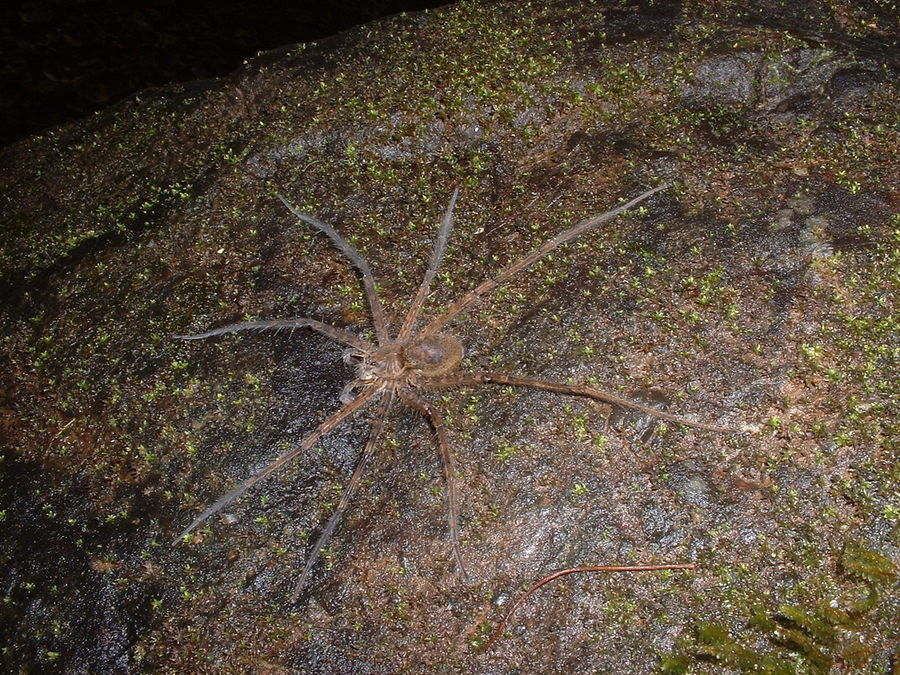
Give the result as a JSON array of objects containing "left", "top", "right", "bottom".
[{"left": 1, "top": 1, "right": 896, "bottom": 673}]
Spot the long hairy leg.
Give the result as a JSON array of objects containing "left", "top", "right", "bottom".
[
  {"left": 173, "top": 385, "right": 379, "bottom": 544},
  {"left": 292, "top": 390, "right": 395, "bottom": 600},
  {"left": 397, "top": 188, "right": 459, "bottom": 341},
  {"left": 423, "top": 371, "right": 738, "bottom": 433},
  {"left": 174, "top": 317, "right": 373, "bottom": 352},
  {"left": 398, "top": 389, "right": 467, "bottom": 578},
  {"left": 419, "top": 183, "right": 670, "bottom": 338},
  {"left": 278, "top": 194, "right": 390, "bottom": 345}
]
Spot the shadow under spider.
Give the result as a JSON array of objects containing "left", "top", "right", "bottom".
[{"left": 173, "top": 182, "right": 738, "bottom": 599}]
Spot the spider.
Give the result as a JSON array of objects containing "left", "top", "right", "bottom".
[{"left": 173, "top": 182, "right": 736, "bottom": 599}]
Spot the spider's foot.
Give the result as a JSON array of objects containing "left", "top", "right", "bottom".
[
  {"left": 291, "top": 564, "right": 316, "bottom": 603},
  {"left": 289, "top": 581, "right": 306, "bottom": 604},
  {"left": 451, "top": 546, "right": 469, "bottom": 581}
]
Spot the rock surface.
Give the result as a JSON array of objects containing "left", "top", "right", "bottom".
[{"left": 1, "top": 1, "right": 897, "bottom": 673}]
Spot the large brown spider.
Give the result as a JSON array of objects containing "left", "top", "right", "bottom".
[{"left": 174, "top": 182, "right": 736, "bottom": 598}]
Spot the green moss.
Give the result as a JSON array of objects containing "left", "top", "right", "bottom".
[
  {"left": 2, "top": 0, "right": 898, "bottom": 670},
  {"left": 662, "top": 543, "right": 897, "bottom": 674}
]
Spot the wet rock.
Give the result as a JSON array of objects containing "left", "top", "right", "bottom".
[
  {"left": 667, "top": 460, "right": 715, "bottom": 508},
  {"left": 1, "top": 1, "right": 896, "bottom": 672}
]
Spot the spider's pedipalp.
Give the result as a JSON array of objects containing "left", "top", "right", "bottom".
[
  {"left": 341, "top": 348, "right": 362, "bottom": 366},
  {"left": 174, "top": 317, "right": 372, "bottom": 352},
  {"left": 278, "top": 194, "right": 389, "bottom": 345},
  {"left": 292, "top": 391, "right": 395, "bottom": 599},
  {"left": 339, "top": 377, "right": 369, "bottom": 404},
  {"left": 173, "top": 384, "right": 379, "bottom": 545}
]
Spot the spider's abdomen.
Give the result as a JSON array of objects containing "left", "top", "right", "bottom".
[{"left": 402, "top": 333, "right": 464, "bottom": 377}]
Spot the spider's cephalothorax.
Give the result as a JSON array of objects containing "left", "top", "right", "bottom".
[
  {"left": 349, "top": 333, "right": 463, "bottom": 385},
  {"left": 174, "top": 182, "right": 738, "bottom": 599},
  {"left": 355, "top": 344, "right": 405, "bottom": 382}
]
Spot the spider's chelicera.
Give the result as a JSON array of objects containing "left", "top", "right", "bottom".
[{"left": 174, "top": 182, "right": 736, "bottom": 599}]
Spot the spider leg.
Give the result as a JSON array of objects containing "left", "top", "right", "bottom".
[
  {"left": 423, "top": 371, "right": 738, "bottom": 433},
  {"left": 398, "top": 388, "right": 467, "bottom": 579},
  {"left": 174, "top": 317, "right": 372, "bottom": 352},
  {"left": 173, "top": 385, "right": 379, "bottom": 544},
  {"left": 419, "top": 183, "right": 670, "bottom": 338},
  {"left": 292, "top": 390, "right": 395, "bottom": 600},
  {"left": 397, "top": 188, "right": 459, "bottom": 341},
  {"left": 277, "top": 194, "right": 390, "bottom": 345}
]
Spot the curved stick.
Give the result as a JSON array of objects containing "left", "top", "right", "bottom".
[
  {"left": 173, "top": 385, "right": 379, "bottom": 544},
  {"left": 424, "top": 371, "right": 738, "bottom": 433},
  {"left": 420, "top": 184, "right": 671, "bottom": 338},
  {"left": 480, "top": 563, "right": 696, "bottom": 651},
  {"left": 292, "top": 390, "right": 395, "bottom": 600},
  {"left": 278, "top": 194, "right": 390, "bottom": 345},
  {"left": 175, "top": 317, "right": 373, "bottom": 352},
  {"left": 397, "top": 188, "right": 459, "bottom": 341},
  {"left": 398, "top": 389, "right": 467, "bottom": 578}
]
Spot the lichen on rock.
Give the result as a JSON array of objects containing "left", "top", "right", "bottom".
[{"left": 0, "top": 1, "right": 896, "bottom": 672}]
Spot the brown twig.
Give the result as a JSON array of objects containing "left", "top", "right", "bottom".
[{"left": 479, "top": 563, "right": 696, "bottom": 652}]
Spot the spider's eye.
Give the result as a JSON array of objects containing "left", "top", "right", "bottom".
[{"left": 401, "top": 334, "right": 464, "bottom": 377}]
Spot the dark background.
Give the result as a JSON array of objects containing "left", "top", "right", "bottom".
[
  {"left": 1, "top": 1, "right": 896, "bottom": 149},
  {"left": 0, "top": 0, "right": 449, "bottom": 148}
]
